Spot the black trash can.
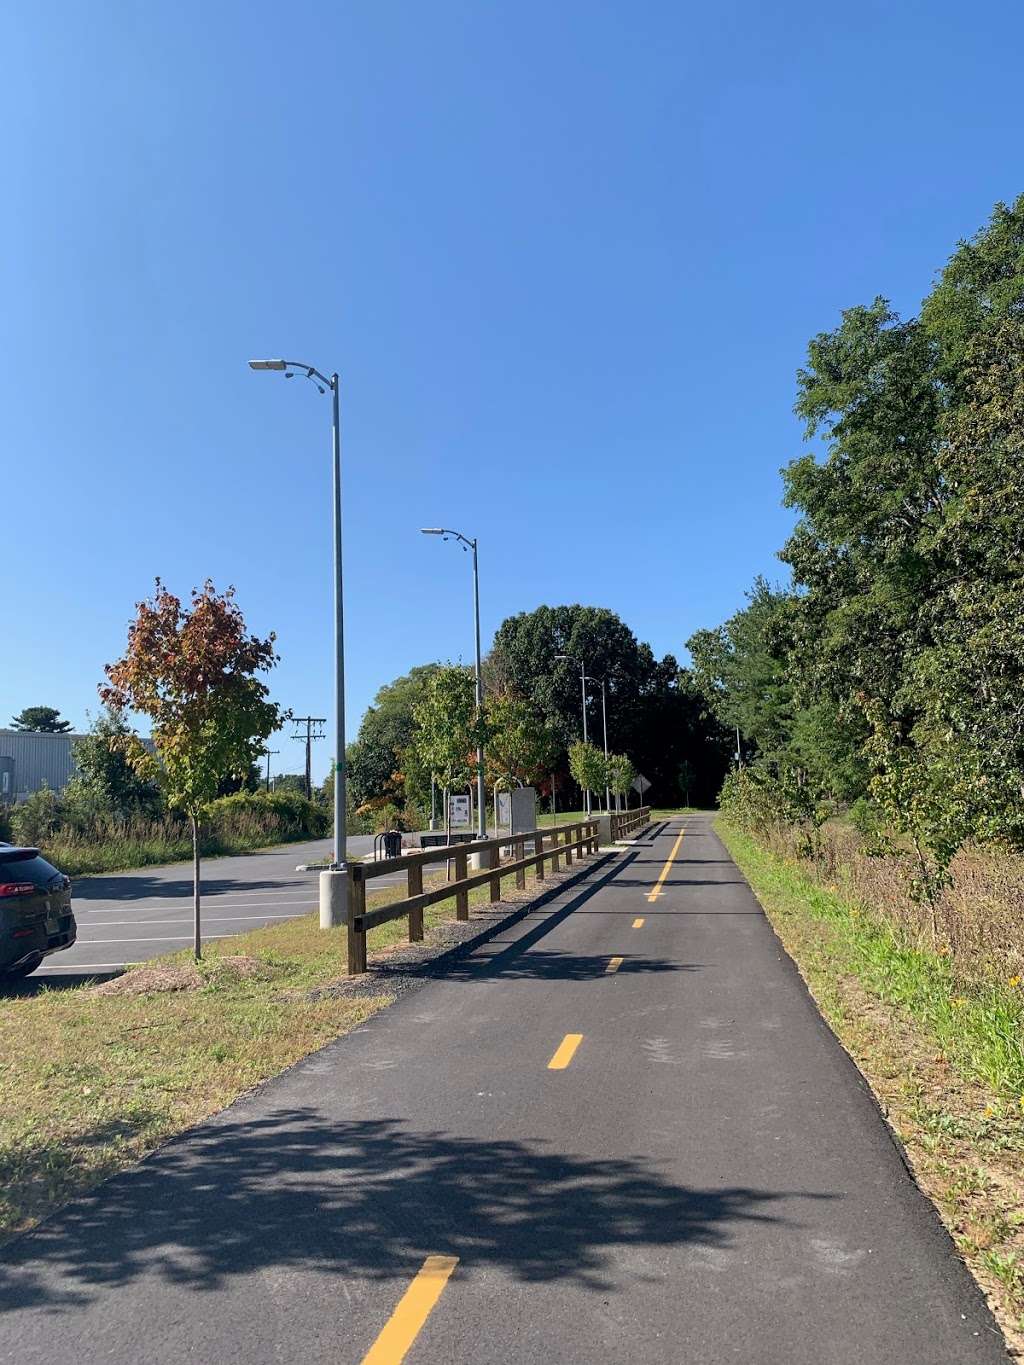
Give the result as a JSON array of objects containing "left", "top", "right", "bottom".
[{"left": 382, "top": 829, "right": 402, "bottom": 859}]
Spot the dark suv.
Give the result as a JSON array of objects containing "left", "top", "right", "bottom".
[{"left": 0, "top": 844, "right": 77, "bottom": 980}]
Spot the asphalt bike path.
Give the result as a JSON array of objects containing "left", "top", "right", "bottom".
[{"left": 0, "top": 817, "right": 1009, "bottom": 1363}]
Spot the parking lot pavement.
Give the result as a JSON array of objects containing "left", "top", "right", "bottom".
[{"left": 35, "top": 836, "right": 401, "bottom": 978}]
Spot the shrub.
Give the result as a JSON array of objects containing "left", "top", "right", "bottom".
[
  {"left": 10, "top": 786, "right": 61, "bottom": 847},
  {"left": 205, "top": 789, "right": 329, "bottom": 842}
]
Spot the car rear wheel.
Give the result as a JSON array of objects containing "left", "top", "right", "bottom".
[{"left": 3, "top": 957, "right": 42, "bottom": 981}]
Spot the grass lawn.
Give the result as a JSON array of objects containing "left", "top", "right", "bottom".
[
  {"left": 0, "top": 857, "right": 564, "bottom": 1249},
  {"left": 719, "top": 819, "right": 1024, "bottom": 1349}
]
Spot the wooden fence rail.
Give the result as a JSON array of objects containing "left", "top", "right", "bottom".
[
  {"left": 609, "top": 806, "right": 652, "bottom": 841},
  {"left": 344, "top": 819, "right": 600, "bottom": 973}
]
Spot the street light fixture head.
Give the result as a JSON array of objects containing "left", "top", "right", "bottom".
[
  {"left": 248, "top": 359, "right": 288, "bottom": 371},
  {"left": 420, "top": 528, "right": 445, "bottom": 535}
]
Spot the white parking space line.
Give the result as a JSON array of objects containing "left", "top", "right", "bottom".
[
  {"left": 40, "top": 962, "right": 137, "bottom": 971},
  {"left": 77, "top": 894, "right": 315, "bottom": 913},
  {"left": 77, "top": 912, "right": 313, "bottom": 928},
  {"left": 77, "top": 934, "right": 241, "bottom": 944}
]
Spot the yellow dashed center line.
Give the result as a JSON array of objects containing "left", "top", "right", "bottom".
[
  {"left": 547, "top": 1033, "right": 583, "bottom": 1070},
  {"left": 361, "top": 1255, "right": 459, "bottom": 1365},
  {"left": 632, "top": 917, "right": 645, "bottom": 929},
  {"left": 605, "top": 955, "right": 623, "bottom": 974},
  {"left": 647, "top": 826, "right": 685, "bottom": 903}
]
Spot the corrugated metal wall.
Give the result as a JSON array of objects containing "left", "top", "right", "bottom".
[
  {"left": 0, "top": 730, "right": 158, "bottom": 801},
  {"left": 0, "top": 730, "right": 83, "bottom": 798}
]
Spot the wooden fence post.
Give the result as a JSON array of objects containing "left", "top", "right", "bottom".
[
  {"left": 564, "top": 827, "right": 573, "bottom": 866},
  {"left": 489, "top": 842, "right": 501, "bottom": 903},
  {"left": 408, "top": 860, "right": 424, "bottom": 942},
  {"left": 455, "top": 848, "right": 469, "bottom": 920},
  {"left": 515, "top": 835, "right": 526, "bottom": 890},
  {"left": 347, "top": 867, "right": 367, "bottom": 975},
  {"left": 536, "top": 831, "right": 546, "bottom": 880}
]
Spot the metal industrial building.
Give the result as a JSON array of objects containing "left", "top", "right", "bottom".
[
  {"left": 0, "top": 730, "right": 160, "bottom": 803},
  {"left": 1, "top": 729, "right": 91, "bottom": 802}
]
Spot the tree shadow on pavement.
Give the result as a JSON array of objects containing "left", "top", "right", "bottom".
[
  {"left": 0, "top": 1109, "right": 835, "bottom": 1312},
  {"left": 438, "top": 950, "right": 699, "bottom": 982}
]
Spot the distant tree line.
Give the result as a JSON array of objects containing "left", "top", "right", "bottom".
[
  {"left": 346, "top": 603, "right": 731, "bottom": 828},
  {"left": 688, "top": 194, "right": 1024, "bottom": 909}
]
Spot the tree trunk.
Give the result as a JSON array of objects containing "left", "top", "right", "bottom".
[{"left": 191, "top": 813, "right": 202, "bottom": 961}]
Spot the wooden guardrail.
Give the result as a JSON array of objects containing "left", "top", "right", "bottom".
[
  {"left": 609, "top": 805, "right": 652, "bottom": 841},
  {"left": 344, "top": 819, "right": 600, "bottom": 973}
]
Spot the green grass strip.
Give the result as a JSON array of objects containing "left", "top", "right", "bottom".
[{"left": 719, "top": 821, "right": 1024, "bottom": 1101}]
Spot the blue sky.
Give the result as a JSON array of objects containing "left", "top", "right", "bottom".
[{"left": 4, "top": 2, "right": 1023, "bottom": 777}]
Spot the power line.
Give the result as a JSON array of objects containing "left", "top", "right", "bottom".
[{"left": 290, "top": 716, "right": 326, "bottom": 799}]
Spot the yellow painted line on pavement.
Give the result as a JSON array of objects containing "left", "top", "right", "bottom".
[
  {"left": 605, "top": 956, "right": 623, "bottom": 974},
  {"left": 647, "top": 826, "right": 685, "bottom": 903},
  {"left": 361, "top": 1255, "right": 459, "bottom": 1365},
  {"left": 547, "top": 1033, "right": 583, "bottom": 1070},
  {"left": 632, "top": 917, "right": 645, "bottom": 929}
]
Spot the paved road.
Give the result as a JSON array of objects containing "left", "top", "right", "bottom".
[
  {"left": 0, "top": 816, "right": 1008, "bottom": 1362},
  {"left": 36, "top": 835, "right": 401, "bottom": 981}
]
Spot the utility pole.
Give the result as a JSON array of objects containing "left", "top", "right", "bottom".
[
  {"left": 291, "top": 716, "right": 326, "bottom": 799},
  {"left": 263, "top": 747, "right": 279, "bottom": 793}
]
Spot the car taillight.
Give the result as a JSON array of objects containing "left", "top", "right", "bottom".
[{"left": 0, "top": 883, "right": 35, "bottom": 897}]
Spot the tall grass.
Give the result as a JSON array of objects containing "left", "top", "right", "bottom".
[
  {"left": 30, "top": 791, "right": 330, "bottom": 877},
  {"left": 755, "top": 818, "right": 1024, "bottom": 982},
  {"left": 721, "top": 820, "right": 1024, "bottom": 1097}
]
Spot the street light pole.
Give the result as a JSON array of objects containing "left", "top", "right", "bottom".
[
  {"left": 421, "top": 528, "right": 486, "bottom": 840},
  {"left": 250, "top": 358, "right": 348, "bottom": 924},
  {"left": 598, "top": 678, "right": 609, "bottom": 812},
  {"left": 556, "top": 653, "right": 590, "bottom": 816}
]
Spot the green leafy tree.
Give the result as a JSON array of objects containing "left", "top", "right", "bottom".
[
  {"left": 69, "top": 706, "right": 163, "bottom": 820},
  {"left": 102, "top": 580, "right": 285, "bottom": 959},
  {"left": 703, "top": 192, "right": 1024, "bottom": 897},
  {"left": 348, "top": 664, "right": 441, "bottom": 816},
  {"left": 412, "top": 665, "right": 479, "bottom": 842},
  {"left": 490, "top": 604, "right": 729, "bottom": 805},
  {"left": 10, "top": 706, "right": 72, "bottom": 733},
  {"left": 271, "top": 772, "right": 310, "bottom": 797},
  {"left": 485, "top": 693, "right": 560, "bottom": 793},
  {"left": 607, "top": 753, "right": 636, "bottom": 808},
  {"left": 568, "top": 741, "right": 607, "bottom": 812}
]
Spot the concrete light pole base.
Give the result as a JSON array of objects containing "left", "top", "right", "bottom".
[{"left": 320, "top": 868, "right": 349, "bottom": 928}]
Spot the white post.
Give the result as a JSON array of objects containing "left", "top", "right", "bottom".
[{"left": 319, "top": 867, "right": 348, "bottom": 927}]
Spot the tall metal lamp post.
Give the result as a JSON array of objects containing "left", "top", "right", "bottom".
[
  {"left": 586, "top": 675, "right": 610, "bottom": 811},
  {"left": 249, "top": 358, "right": 348, "bottom": 926},
  {"left": 421, "top": 528, "right": 486, "bottom": 840},
  {"left": 556, "top": 653, "right": 590, "bottom": 815}
]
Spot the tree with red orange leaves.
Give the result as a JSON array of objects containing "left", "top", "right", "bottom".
[{"left": 102, "top": 579, "right": 285, "bottom": 959}]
